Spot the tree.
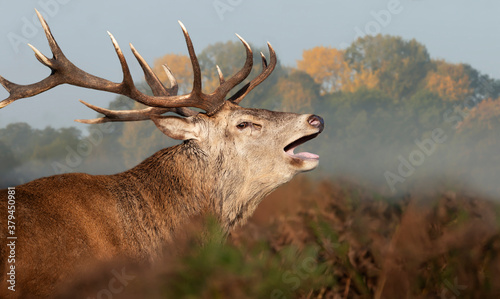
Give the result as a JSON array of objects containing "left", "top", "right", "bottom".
[
  {"left": 271, "top": 70, "right": 320, "bottom": 113},
  {"left": 462, "top": 64, "right": 500, "bottom": 102},
  {"left": 458, "top": 97, "right": 500, "bottom": 132},
  {"left": 151, "top": 41, "right": 285, "bottom": 109},
  {"left": 31, "top": 127, "right": 81, "bottom": 161},
  {"left": 425, "top": 60, "right": 472, "bottom": 101},
  {"left": 118, "top": 102, "right": 179, "bottom": 168},
  {"left": 297, "top": 46, "right": 379, "bottom": 94},
  {"left": 297, "top": 46, "right": 350, "bottom": 94},
  {"left": 199, "top": 40, "right": 250, "bottom": 93},
  {"left": 0, "top": 140, "right": 19, "bottom": 187},
  {"left": 345, "top": 35, "right": 431, "bottom": 99},
  {"left": 198, "top": 40, "right": 287, "bottom": 109},
  {"left": 342, "top": 65, "right": 379, "bottom": 93},
  {"left": 153, "top": 54, "right": 194, "bottom": 94},
  {"left": 0, "top": 123, "right": 34, "bottom": 160},
  {"left": 447, "top": 97, "right": 500, "bottom": 196}
]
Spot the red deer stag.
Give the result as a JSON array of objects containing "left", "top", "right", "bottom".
[{"left": 0, "top": 11, "right": 324, "bottom": 297}]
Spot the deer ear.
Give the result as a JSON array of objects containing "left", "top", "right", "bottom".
[{"left": 151, "top": 116, "right": 201, "bottom": 141}]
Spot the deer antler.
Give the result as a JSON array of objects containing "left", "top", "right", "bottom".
[
  {"left": 0, "top": 9, "right": 277, "bottom": 122},
  {"left": 76, "top": 46, "right": 196, "bottom": 124},
  {"left": 228, "top": 44, "right": 277, "bottom": 104}
]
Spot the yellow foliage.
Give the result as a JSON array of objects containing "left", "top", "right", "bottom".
[
  {"left": 297, "top": 46, "right": 350, "bottom": 94},
  {"left": 425, "top": 60, "right": 472, "bottom": 101},
  {"left": 277, "top": 77, "right": 313, "bottom": 112},
  {"left": 297, "top": 46, "right": 379, "bottom": 94},
  {"left": 152, "top": 54, "right": 219, "bottom": 94},
  {"left": 152, "top": 54, "right": 193, "bottom": 94},
  {"left": 459, "top": 97, "right": 500, "bottom": 131},
  {"left": 342, "top": 66, "right": 380, "bottom": 93}
]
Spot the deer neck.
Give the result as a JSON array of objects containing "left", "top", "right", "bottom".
[
  {"left": 112, "top": 142, "right": 211, "bottom": 247},
  {"left": 117, "top": 140, "right": 278, "bottom": 237},
  {"left": 207, "top": 144, "right": 285, "bottom": 231}
]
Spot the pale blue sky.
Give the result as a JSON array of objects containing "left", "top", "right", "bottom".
[{"left": 1, "top": 0, "right": 499, "bottom": 130}]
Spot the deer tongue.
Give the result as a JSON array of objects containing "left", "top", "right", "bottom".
[
  {"left": 285, "top": 147, "right": 319, "bottom": 160},
  {"left": 295, "top": 152, "right": 320, "bottom": 160}
]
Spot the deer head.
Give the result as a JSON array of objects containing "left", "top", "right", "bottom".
[{"left": 0, "top": 10, "right": 324, "bottom": 226}]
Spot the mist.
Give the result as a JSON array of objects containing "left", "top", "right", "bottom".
[{"left": 1, "top": 33, "right": 500, "bottom": 202}]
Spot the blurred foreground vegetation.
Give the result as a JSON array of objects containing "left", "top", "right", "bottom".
[{"left": 56, "top": 178, "right": 500, "bottom": 298}]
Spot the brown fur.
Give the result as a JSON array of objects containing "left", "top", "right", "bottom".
[{"left": 0, "top": 102, "right": 323, "bottom": 297}]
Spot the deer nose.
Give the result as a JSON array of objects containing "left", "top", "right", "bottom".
[{"left": 307, "top": 115, "right": 324, "bottom": 132}]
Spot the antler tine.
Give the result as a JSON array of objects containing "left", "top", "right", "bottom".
[
  {"left": 0, "top": 11, "right": 123, "bottom": 109},
  {"left": 0, "top": 10, "right": 64, "bottom": 108},
  {"left": 216, "top": 65, "right": 225, "bottom": 84},
  {"left": 28, "top": 43, "right": 53, "bottom": 68},
  {"left": 130, "top": 43, "right": 169, "bottom": 96},
  {"left": 1, "top": 15, "right": 267, "bottom": 118},
  {"left": 77, "top": 44, "right": 198, "bottom": 124},
  {"left": 35, "top": 9, "right": 64, "bottom": 59},
  {"left": 78, "top": 21, "right": 253, "bottom": 116},
  {"left": 75, "top": 100, "right": 187, "bottom": 124},
  {"left": 162, "top": 65, "right": 179, "bottom": 95},
  {"left": 0, "top": 76, "right": 16, "bottom": 109},
  {"left": 130, "top": 44, "right": 196, "bottom": 117},
  {"left": 229, "top": 42, "right": 277, "bottom": 104},
  {"left": 178, "top": 21, "right": 202, "bottom": 97},
  {"left": 209, "top": 34, "right": 253, "bottom": 99},
  {"left": 117, "top": 21, "right": 231, "bottom": 115},
  {"left": 107, "top": 32, "right": 136, "bottom": 90},
  {"left": 260, "top": 52, "right": 268, "bottom": 68}
]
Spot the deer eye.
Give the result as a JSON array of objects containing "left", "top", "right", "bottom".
[{"left": 236, "top": 122, "right": 251, "bottom": 129}]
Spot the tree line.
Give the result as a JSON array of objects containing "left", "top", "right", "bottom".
[{"left": 1, "top": 34, "right": 500, "bottom": 196}]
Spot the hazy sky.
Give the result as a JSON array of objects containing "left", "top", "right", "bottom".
[{"left": 1, "top": 0, "right": 499, "bottom": 130}]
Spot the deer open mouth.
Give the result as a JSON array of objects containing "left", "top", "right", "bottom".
[{"left": 284, "top": 133, "right": 320, "bottom": 160}]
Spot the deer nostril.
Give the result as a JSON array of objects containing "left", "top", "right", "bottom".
[{"left": 308, "top": 115, "right": 324, "bottom": 132}]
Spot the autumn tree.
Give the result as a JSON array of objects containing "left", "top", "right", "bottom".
[
  {"left": 270, "top": 70, "right": 320, "bottom": 113},
  {"left": 425, "top": 60, "right": 472, "bottom": 101},
  {"left": 458, "top": 97, "right": 500, "bottom": 131},
  {"left": 297, "top": 46, "right": 378, "bottom": 94},
  {"left": 297, "top": 46, "right": 350, "bottom": 94},
  {"left": 342, "top": 65, "right": 379, "bottom": 93},
  {"left": 152, "top": 54, "right": 193, "bottom": 94},
  {"left": 345, "top": 35, "right": 431, "bottom": 99}
]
